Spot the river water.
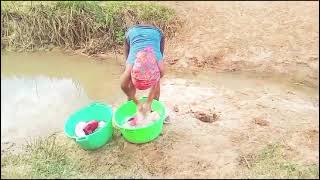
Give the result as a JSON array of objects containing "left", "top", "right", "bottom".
[{"left": 1, "top": 51, "right": 318, "bottom": 147}]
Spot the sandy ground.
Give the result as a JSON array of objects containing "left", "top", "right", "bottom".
[
  {"left": 100, "top": 2, "right": 319, "bottom": 177},
  {"left": 161, "top": 1, "right": 319, "bottom": 87},
  {"left": 99, "top": 75, "right": 318, "bottom": 178},
  {"left": 33, "top": 72, "right": 317, "bottom": 178}
]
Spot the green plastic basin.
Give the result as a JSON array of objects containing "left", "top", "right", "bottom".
[
  {"left": 114, "top": 97, "right": 166, "bottom": 144},
  {"left": 64, "top": 102, "right": 113, "bottom": 150}
]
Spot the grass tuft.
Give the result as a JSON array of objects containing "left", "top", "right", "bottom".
[
  {"left": 240, "top": 143, "right": 319, "bottom": 179},
  {"left": 1, "top": 1, "right": 181, "bottom": 54},
  {"left": 1, "top": 135, "right": 81, "bottom": 178}
]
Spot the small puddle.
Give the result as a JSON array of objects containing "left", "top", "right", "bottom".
[{"left": 1, "top": 51, "right": 318, "bottom": 147}]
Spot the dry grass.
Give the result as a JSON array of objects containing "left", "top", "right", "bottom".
[
  {"left": 1, "top": 132, "right": 150, "bottom": 179},
  {"left": 2, "top": 133, "right": 319, "bottom": 179},
  {"left": 1, "top": 135, "right": 82, "bottom": 178},
  {"left": 239, "top": 143, "right": 319, "bottom": 179},
  {"left": 1, "top": 1, "right": 181, "bottom": 54}
]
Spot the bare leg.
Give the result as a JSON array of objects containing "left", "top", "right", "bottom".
[
  {"left": 127, "top": 80, "right": 136, "bottom": 101},
  {"left": 120, "top": 64, "right": 137, "bottom": 103},
  {"left": 146, "top": 81, "right": 160, "bottom": 102},
  {"left": 153, "top": 81, "right": 160, "bottom": 100}
]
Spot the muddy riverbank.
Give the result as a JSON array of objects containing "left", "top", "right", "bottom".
[{"left": 1, "top": 51, "right": 319, "bottom": 178}]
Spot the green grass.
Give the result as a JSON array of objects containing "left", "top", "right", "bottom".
[
  {"left": 1, "top": 135, "right": 82, "bottom": 178},
  {"left": 240, "top": 144, "right": 319, "bottom": 179},
  {"left": 1, "top": 133, "right": 147, "bottom": 179},
  {"left": 1, "top": 1, "right": 181, "bottom": 54},
  {"left": 3, "top": 135, "right": 318, "bottom": 178}
]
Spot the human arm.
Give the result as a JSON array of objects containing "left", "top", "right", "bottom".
[
  {"left": 158, "top": 61, "right": 165, "bottom": 78},
  {"left": 120, "top": 64, "right": 139, "bottom": 105},
  {"left": 160, "top": 35, "right": 165, "bottom": 56},
  {"left": 159, "top": 35, "right": 165, "bottom": 77},
  {"left": 124, "top": 37, "right": 130, "bottom": 61}
]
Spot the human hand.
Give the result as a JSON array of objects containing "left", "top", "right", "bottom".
[
  {"left": 143, "top": 102, "right": 152, "bottom": 113},
  {"left": 132, "top": 96, "right": 139, "bottom": 105},
  {"left": 138, "top": 102, "right": 151, "bottom": 116},
  {"left": 137, "top": 103, "right": 143, "bottom": 113}
]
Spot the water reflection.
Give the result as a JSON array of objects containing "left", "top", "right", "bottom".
[{"left": 1, "top": 76, "right": 91, "bottom": 144}]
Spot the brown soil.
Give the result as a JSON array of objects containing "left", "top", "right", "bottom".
[
  {"left": 253, "top": 117, "right": 270, "bottom": 126},
  {"left": 129, "top": 2, "right": 320, "bottom": 172},
  {"left": 192, "top": 110, "right": 219, "bottom": 123},
  {"left": 161, "top": 1, "right": 319, "bottom": 87}
]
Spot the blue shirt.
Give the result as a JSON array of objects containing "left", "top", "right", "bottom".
[{"left": 125, "top": 25, "right": 163, "bottom": 64}]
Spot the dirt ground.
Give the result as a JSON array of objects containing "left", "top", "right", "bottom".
[
  {"left": 1, "top": 1, "right": 319, "bottom": 179},
  {"left": 98, "top": 75, "right": 318, "bottom": 178},
  {"left": 107, "top": 1, "right": 319, "bottom": 178},
  {"left": 162, "top": 1, "right": 319, "bottom": 87}
]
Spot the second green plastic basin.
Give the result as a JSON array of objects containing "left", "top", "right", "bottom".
[
  {"left": 64, "top": 102, "right": 113, "bottom": 150},
  {"left": 113, "top": 97, "right": 166, "bottom": 144}
]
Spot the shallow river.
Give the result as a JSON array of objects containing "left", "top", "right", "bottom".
[{"left": 1, "top": 51, "right": 318, "bottom": 146}]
